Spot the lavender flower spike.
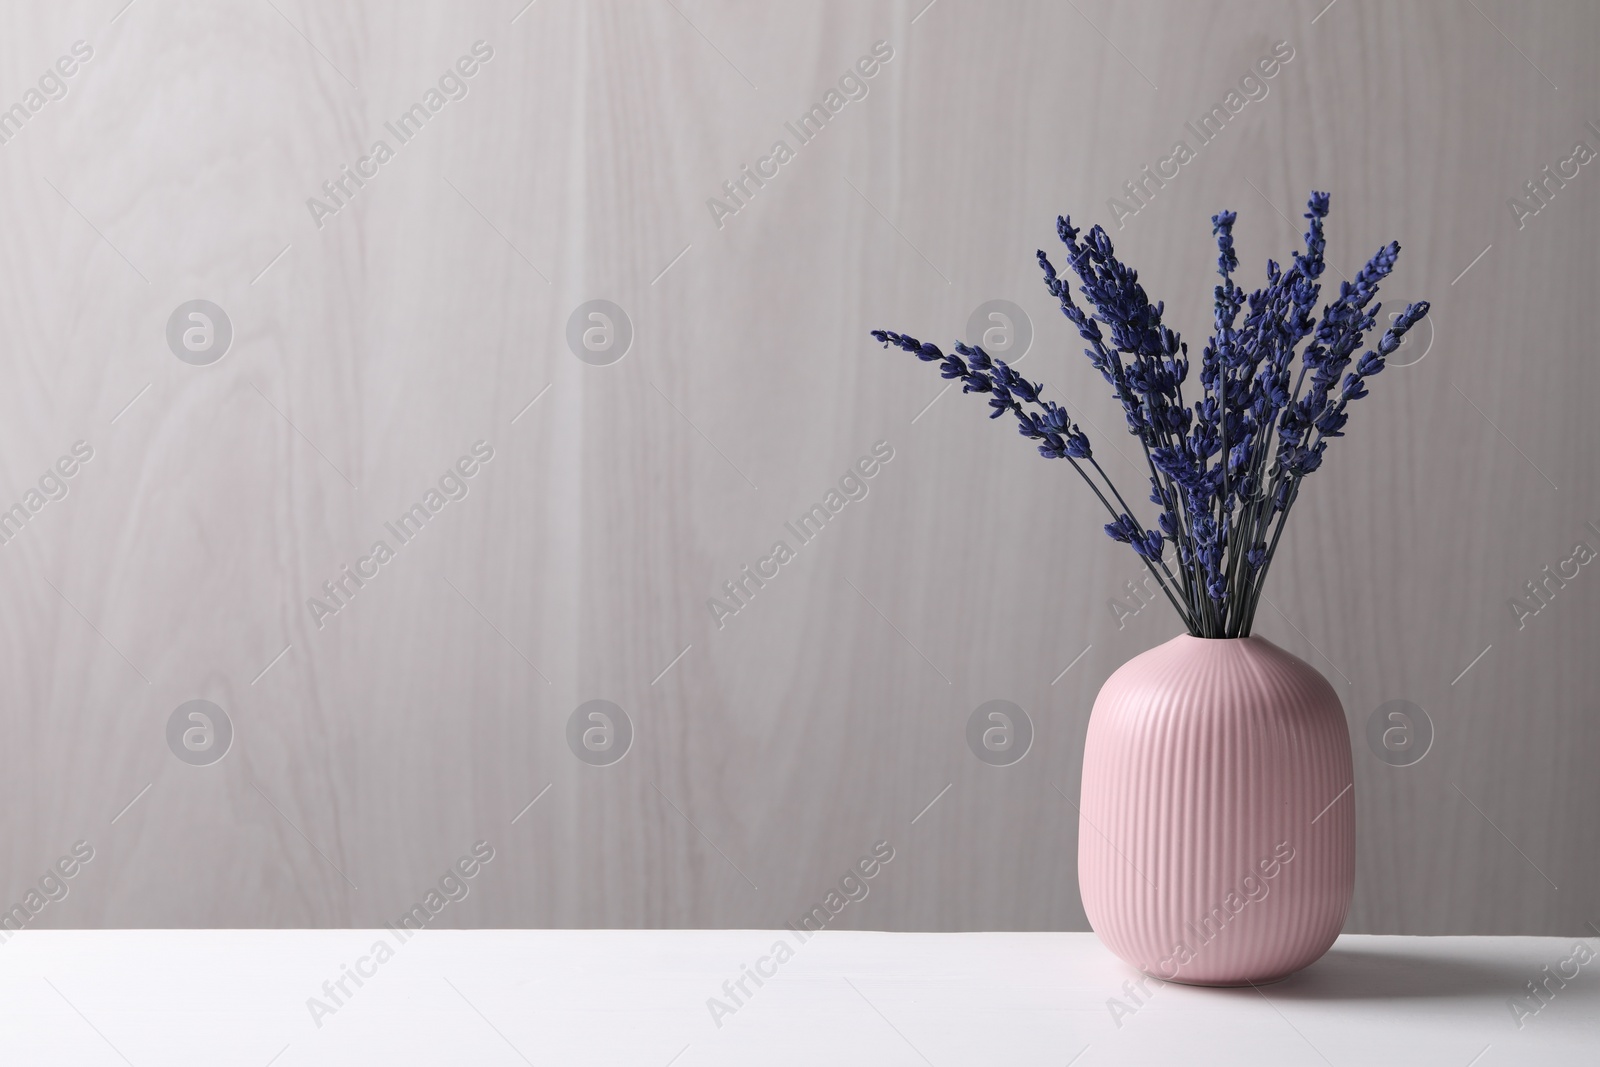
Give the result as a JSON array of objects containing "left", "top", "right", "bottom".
[{"left": 870, "top": 193, "right": 1429, "bottom": 637}]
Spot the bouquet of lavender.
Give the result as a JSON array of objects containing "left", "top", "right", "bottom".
[{"left": 872, "top": 193, "right": 1429, "bottom": 638}]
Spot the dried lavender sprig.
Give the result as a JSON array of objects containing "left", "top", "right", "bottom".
[
  {"left": 1046, "top": 219, "right": 1236, "bottom": 633},
  {"left": 869, "top": 329, "right": 1198, "bottom": 630},
  {"left": 868, "top": 194, "right": 1429, "bottom": 637},
  {"left": 1038, "top": 234, "right": 1207, "bottom": 616},
  {"left": 1237, "top": 298, "right": 1430, "bottom": 631}
]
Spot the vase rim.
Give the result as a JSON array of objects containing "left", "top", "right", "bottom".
[{"left": 1169, "top": 632, "right": 1279, "bottom": 646}]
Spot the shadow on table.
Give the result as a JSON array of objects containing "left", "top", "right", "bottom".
[{"left": 1255, "top": 944, "right": 1518, "bottom": 1001}]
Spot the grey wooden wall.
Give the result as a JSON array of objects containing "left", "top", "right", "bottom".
[{"left": 0, "top": 0, "right": 1594, "bottom": 935}]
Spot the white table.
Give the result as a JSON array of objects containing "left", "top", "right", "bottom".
[{"left": 1, "top": 931, "right": 1592, "bottom": 1065}]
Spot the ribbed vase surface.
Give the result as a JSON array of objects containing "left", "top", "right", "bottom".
[{"left": 1078, "top": 634, "right": 1354, "bottom": 985}]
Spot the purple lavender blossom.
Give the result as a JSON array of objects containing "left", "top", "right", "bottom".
[{"left": 871, "top": 193, "right": 1430, "bottom": 637}]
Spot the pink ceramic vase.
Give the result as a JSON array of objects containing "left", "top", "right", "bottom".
[{"left": 1078, "top": 634, "right": 1354, "bottom": 985}]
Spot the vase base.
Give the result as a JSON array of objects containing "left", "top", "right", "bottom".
[{"left": 1144, "top": 970, "right": 1296, "bottom": 989}]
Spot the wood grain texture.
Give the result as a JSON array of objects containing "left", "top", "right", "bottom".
[{"left": 0, "top": 0, "right": 1593, "bottom": 934}]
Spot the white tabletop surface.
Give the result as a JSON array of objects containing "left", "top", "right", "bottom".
[{"left": 0, "top": 930, "right": 1592, "bottom": 1065}]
